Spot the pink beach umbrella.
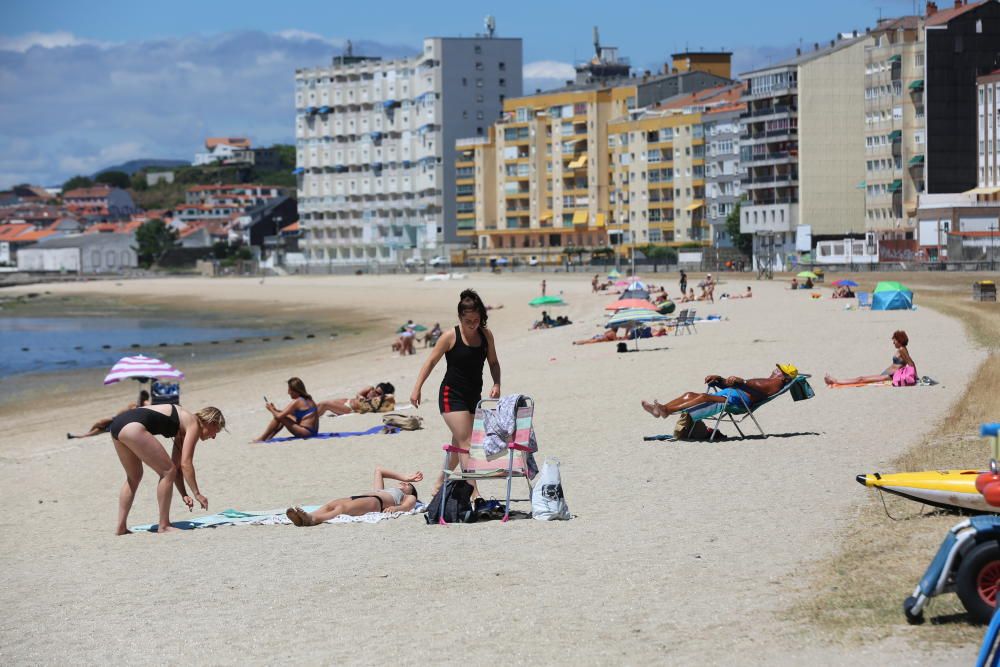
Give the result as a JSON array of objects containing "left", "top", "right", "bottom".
[
  {"left": 103, "top": 354, "right": 185, "bottom": 385},
  {"left": 604, "top": 298, "right": 658, "bottom": 312}
]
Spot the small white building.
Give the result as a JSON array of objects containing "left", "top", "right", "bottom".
[{"left": 17, "top": 233, "right": 137, "bottom": 274}]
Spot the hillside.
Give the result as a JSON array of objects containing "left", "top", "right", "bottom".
[{"left": 95, "top": 159, "right": 189, "bottom": 176}]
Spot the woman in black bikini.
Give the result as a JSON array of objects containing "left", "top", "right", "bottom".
[
  {"left": 253, "top": 377, "right": 319, "bottom": 442},
  {"left": 285, "top": 467, "right": 422, "bottom": 526},
  {"left": 108, "top": 404, "right": 226, "bottom": 535},
  {"left": 824, "top": 330, "right": 916, "bottom": 387},
  {"left": 410, "top": 289, "right": 501, "bottom": 495}
]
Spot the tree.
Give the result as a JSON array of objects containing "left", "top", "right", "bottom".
[
  {"left": 130, "top": 172, "right": 149, "bottom": 191},
  {"left": 134, "top": 218, "right": 177, "bottom": 267},
  {"left": 725, "top": 202, "right": 752, "bottom": 256},
  {"left": 62, "top": 175, "right": 93, "bottom": 192},
  {"left": 95, "top": 170, "right": 131, "bottom": 189},
  {"left": 640, "top": 244, "right": 677, "bottom": 272}
]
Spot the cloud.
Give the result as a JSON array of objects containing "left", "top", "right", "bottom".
[
  {"left": 0, "top": 30, "right": 417, "bottom": 187},
  {"left": 523, "top": 60, "right": 575, "bottom": 80}
]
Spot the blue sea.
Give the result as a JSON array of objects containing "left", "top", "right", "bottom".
[{"left": 0, "top": 316, "right": 275, "bottom": 379}]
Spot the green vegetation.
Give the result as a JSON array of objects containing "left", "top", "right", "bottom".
[
  {"left": 640, "top": 244, "right": 677, "bottom": 271},
  {"left": 128, "top": 144, "right": 297, "bottom": 210},
  {"left": 62, "top": 175, "right": 94, "bottom": 191},
  {"left": 725, "top": 202, "right": 752, "bottom": 255},
  {"left": 95, "top": 170, "right": 130, "bottom": 189},
  {"left": 134, "top": 218, "right": 177, "bottom": 267}
]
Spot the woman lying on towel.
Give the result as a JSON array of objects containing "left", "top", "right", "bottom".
[
  {"left": 315, "top": 382, "right": 396, "bottom": 417},
  {"left": 253, "top": 377, "right": 319, "bottom": 442},
  {"left": 286, "top": 467, "right": 422, "bottom": 526},
  {"left": 825, "top": 330, "right": 915, "bottom": 387},
  {"left": 642, "top": 364, "right": 799, "bottom": 418},
  {"left": 68, "top": 390, "right": 149, "bottom": 439}
]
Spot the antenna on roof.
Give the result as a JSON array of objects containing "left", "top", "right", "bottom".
[
  {"left": 345, "top": 40, "right": 353, "bottom": 57},
  {"left": 593, "top": 26, "right": 600, "bottom": 59},
  {"left": 484, "top": 15, "right": 495, "bottom": 38}
]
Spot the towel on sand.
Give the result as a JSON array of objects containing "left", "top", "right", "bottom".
[
  {"left": 131, "top": 503, "right": 426, "bottom": 532},
  {"left": 262, "top": 424, "right": 398, "bottom": 443}
]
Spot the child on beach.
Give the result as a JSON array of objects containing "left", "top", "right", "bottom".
[
  {"left": 410, "top": 289, "right": 501, "bottom": 497},
  {"left": 285, "top": 466, "right": 422, "bottom": 526},
  {"left": 253, "top": 377, "right": 319, "bottom": 441},
  {"left": 108, "top": 404, "right": 225, "bottom": 534},
  {"left": 67, "top": 390, "right": 149, "bottom": 439}
]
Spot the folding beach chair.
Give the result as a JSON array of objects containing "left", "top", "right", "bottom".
[
  {"left": 644, "top": 374, "right": 814, "bottom": 442},
  {"left": 151, "top": 380, "right": 180, "bottom": 405},
  {"left": 856, "top": 292, "right": 871, "bottom": 309},
  {"left": 674, "top": 309, "right": 697, "bottom": 335},
  {"left": 438, "top": 397, "right": 535, "bottom": 523}
]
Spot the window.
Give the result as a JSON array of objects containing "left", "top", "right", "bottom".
[
  {"left": 476, "top": 94, "right": 483, "bottom": 103},
  {"left": 462, "top": 77, "right": 467, "bottom": 87},
  {"left": 499, "top": 78, "right": 506, "bottom": 88},
  {"left": 476, "top": 78, "right": 483, "bottom": 88},
  {"left": 474, "top": 45, "right": 481, "bottom": 54},
  {"left": 499, "top": 62, "right": 506, "bottom": 71},
  {"left": 475, "top": 62, "right": 483, "bottom": 71},
  {"left": 476, "top": 110, "right": 483, "bottom": 120}
]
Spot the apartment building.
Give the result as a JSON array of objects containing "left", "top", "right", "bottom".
[
  {"left": 740, "top": 32, "right": 872, "bottom": 271},
  {"left": 863, "top": 16, "right": 926, "bottom": 239},
  {"left": 977, "top": 68, "right": 1000, "bottom": 192},
  {"left": 295, "top": 33, "right": 522, "bottom": 266},
  {"left": 456, "top": 50, "right": 733, "bottom": 263},
  {"left": 924, "top": 0, "right": 1000, "bottom": 194}
]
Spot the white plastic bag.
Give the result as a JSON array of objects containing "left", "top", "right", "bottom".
[{"left": 532, "top": 458, "right": 571, "bottom": 520}]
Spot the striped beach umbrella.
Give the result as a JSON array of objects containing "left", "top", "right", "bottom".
[
  {"left": 605, "top": 309, "right": 672, "bottom": 351},
  {"left": 604, "top": 298, "right": 658, "bottom": 312},
  {"left": 103, "top": 354, "right": 185, "bottom": 385}
]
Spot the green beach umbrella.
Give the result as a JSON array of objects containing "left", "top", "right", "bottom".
[
  {"left": 398, "top": 323, "right": 428, "bottom": 332},
  {"left": 874, "top": 281, "right": 909, "bottom": 293},
  {"left": 608, "top": 269, "right": 621, "bottom": 279},
  {"left": 529, "top": 295, "right": 565, "bottom": 307},
  {"left": 796, "top": 271, "right": 818, "bottom": 279}
]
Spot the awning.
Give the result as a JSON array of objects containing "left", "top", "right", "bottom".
[
  {"left": 292, "top": 167, "right": 305, "bottom": 175},
  {"left": 318, "top": 106, "right": 330, "bottom": 114},
  {"left": 567, "top": 155, "right": 588, "bottom": 169},
  {"left": 306, "top": 106, "right": 317, "bottom": 114},
  {"left": 382, "top": 100, "right": 397, "bottom": 108},
  {"left": 908, "top": 79, "right": 924, "bottom": 90},
  {"left": 887, "top": 179, "right": 903, "bottom": 193},
  {"left": 856, "top": 180, "right": 867, "bottom": 189},
  {"left": 964, "top": 186, "right": 1000, "bottom": 195},
  {"left": 370, "top": 131, "right": 382, "bottom": 140},
  {"left": 595, "top": 213, "right": 606, "bottom": 228},
  {"left": 888, "top": 130, "right": 902, "bottom": 141},
  {"left": 540, "top": 212, "right": 553, "bottom": 221},
  {"left": 908, "top": 154, "right": 925, "bottom": 166},
  {"left": 572, "top": 211, "right": 588, "bottom": 224},
  {"left": 888, "top": 55, "right": 902, "bottom": 64},
  {"left": 684, "top": 202, "right": 704, "bottom": 211}
]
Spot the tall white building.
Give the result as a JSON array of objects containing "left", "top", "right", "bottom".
[{"left": 295, "top": 32, "right": 522, "bottom": 267}]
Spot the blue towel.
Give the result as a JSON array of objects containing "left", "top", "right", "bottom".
[{"left": 262, "top": 424, "right": 398, "bottom": 443}]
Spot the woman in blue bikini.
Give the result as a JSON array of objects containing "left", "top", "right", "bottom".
[
  {"left": 253, "top": 377, "right": 319, "bottom": 441},
  {"left": 642, "top": 364, "right": 798, "bottom": 418}
]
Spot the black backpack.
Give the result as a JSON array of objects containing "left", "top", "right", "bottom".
[{"left": 425, "top": 480, "right": 475, "bottom": 524}]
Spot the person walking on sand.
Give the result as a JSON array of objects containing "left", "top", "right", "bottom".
[
  {"left": 107, "top": 404, "right": 226, "bottom": 535},
  {"left": 679, "top": 270, "right": 687, "bottom": 297},
  {"left": 285, "top": 466, "right": 422, "bottom": 526},
  {"left": 68, "top": 390, "right": 149, "bottom": 439},
  {"left": 410, "top": 289, "right": 501, "bottom": 497},
  {"left": 541, "top": 279, "right": 547, "bottom": 297}
]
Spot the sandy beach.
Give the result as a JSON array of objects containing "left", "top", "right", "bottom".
[{"left": 0, "top": 272, "right": 985, "bottom": 664}]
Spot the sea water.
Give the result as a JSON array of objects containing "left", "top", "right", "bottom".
[{"left": 0, "top": 316, "right": 275, "bottom": 379}]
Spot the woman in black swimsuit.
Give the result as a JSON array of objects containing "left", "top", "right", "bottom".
[
  {"left": 410, "top": 289, "right": 501, "bottom": 495},
  {"left": 108, "top": 404, "right": 226, "bottom": 535},
  {"left": 285, "top": 466, "right": 422, "bottom": 526}
]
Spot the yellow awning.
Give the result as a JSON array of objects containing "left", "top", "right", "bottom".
[
  {"left": 572, "top": 211, "right": 588, "bottom": 224},
  {"left": 963, "top": 186, "right": 1000, "bottom": 195},
  {"left": 567, "top": 157, "right": 583, "bottom": 169},
  {"left": 684, "top": 202, "right": 704, "bottom": 211},
  {"left": 540, "top": 212, "right": 553, "bottom": 221},
  {"left": 595, "top": 212, "right": 606, "bottom": 228}
]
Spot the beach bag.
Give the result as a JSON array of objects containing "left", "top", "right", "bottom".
[
  {"left": 532, "top": 458, "right": 571, "bottom": 521},
  {"left": 381, "top": 413, "right": 423, "bottom": 431},
  {"left": 673, "top": 412, "right": 714, "bottom": 441},
  {"left": 789, "top": 378, "right": 815, "bottom": 401},
  {"left": 425, "top": 480, "right": 475, "bottom": 524},
  {"left": 892, "top": 365, "right": 917, "bottom": 387}
]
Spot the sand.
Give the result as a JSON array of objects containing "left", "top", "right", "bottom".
[{"left": 0, "top": 272, "right": 985, "bottom": 665}]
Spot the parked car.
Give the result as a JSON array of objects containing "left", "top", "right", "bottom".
[
  {"left": 404, "top": 257, "right": 424, "bottom": 266},
  {"left": 428, "top": 256, "right": 449, "bottom": 267}
]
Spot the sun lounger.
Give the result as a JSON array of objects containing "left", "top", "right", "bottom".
[
  {"left": 644, "top": 374, "right": 815, "bottom": 442},
  {"left": 438, "top": 397, "right": 535, "bottom": 523}
]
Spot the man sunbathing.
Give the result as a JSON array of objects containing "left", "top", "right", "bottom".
[
  {"left": 642, "top": 364, "right": 799, "bottom": 418},
  {"left": 286, "top": 466, "right": 422, "bottom": 526}
]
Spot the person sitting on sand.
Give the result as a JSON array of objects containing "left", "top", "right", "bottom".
[
  {"left": 253, "top": 377, "right": 319, "bottom": 441},
  {"left": 680, "top": 289, "right": 696, "bottom": 303},
  {"left": 789, "top": 278, "right": 799, "bottom": 290},
  {"left": 803, "top": 277, "right": 814, "bottom": 289},
  {"left": 316, "top": 382, "right": 396, "bottom": 417},
  {"left": 67, "top": 390, "right": 149, "bottom": 439},
  {"left": 108, "top": 403, "right": 225, "bottom": 534},
  {"left": 831, "top": 285, "right": 855, "bottom": 299},
  {"left": 423, "top": 322, "right": 442, "bottom": 347},
  {"left": 396, "top": 322, "right": 417, "bottom": 356},
  {"left": 286, "top": 466, "right": 423, "bottom": 526},
  {"left": 642, "top": 364, "right": 800, "bottom": 418},
  {"left": 533, "top": 310, "right": 556, "bottom": 330},
  {"left": 573, "top": 328, "right": 622, "bottom": 345},
  {"left": 825, "top": 330, "right": 915, "bottom": 387}
]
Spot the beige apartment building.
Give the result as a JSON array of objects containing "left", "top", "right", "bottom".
[
  {"left": 607, "top": 111, "right": 707, "bottom": 250},
  {"left": 864, "top": 16, "right": 926, "bottom": 238}
]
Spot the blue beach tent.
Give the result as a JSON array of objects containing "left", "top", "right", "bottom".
[{"left": 871, "top": 281, "right": 913, "bottom": 310}]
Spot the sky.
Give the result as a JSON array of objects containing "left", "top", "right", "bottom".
[{"left": 0, "top": 0, "right": 919, "bottom": 188}]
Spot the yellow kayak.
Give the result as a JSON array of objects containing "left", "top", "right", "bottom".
[{"left": 856, "top": 469, "right": 997, "bottom": 513}]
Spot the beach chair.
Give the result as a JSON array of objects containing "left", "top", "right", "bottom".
[
  {"left": 438, "top": 397, "right": 535, "bottom": 523},
  {"left": 150, "top": 380, "right": 180, "bottom": 405},
  {"left": 644, "top": 374, "right": 814, "bottom": 442},
  {"left": 856, "top": 292, "right": 871, "bottom": 309},
  {"left": 674, "top": 309, "right": 697, "bottom": 335}
]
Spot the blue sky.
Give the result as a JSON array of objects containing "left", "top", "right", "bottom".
[{"left": 0, "top": 0, "right": 918, "bottom": 188}]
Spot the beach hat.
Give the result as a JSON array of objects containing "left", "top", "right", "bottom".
[{"left": 776, "top": 363, "right": 798, "bottom": 378}]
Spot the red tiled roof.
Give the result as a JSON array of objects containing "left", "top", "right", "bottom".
[
  {"left": 282, "top": 221, "right": 301, "bottom": 232},
  {"left": 63, "top": 186, "right": 113, "bottom": 199},
  {"left": 13, "top": 229, "right": 57, "bottom": 242},
  {"left": 0, "top": 223, "right": 34, "bottom": 240},
  {"left": 927, "top": 0, "right": 986, "bottom": 26},
  {"left": 205, "top": 137, "right": 251, "bottom": 150}
]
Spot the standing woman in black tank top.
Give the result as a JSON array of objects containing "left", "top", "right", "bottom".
[
  {"left": 107, "top": 404, "right": 226, "bottom": 535},
  {"left": 410, "top": 289, "right": 501, "bottom": 495}
]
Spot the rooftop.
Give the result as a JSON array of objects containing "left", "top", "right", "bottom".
[
  {"left": 927, "top": 0, "right": 988, "bottom": 26},
  {"left": 740, "top": 32, "right": 871, "bottom": 77}
]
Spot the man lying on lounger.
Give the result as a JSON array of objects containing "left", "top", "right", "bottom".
[
  {"left": 285, "top": 466, "right": 422, "bottom": 526},
  {"left": 642, "top": 364, "right": 799, "bottom": 418}
]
